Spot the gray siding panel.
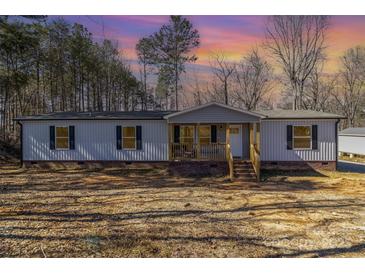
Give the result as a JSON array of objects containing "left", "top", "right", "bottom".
[
  {"left": 168, "top": 104, "right": 260, "bottom": 123},
  {"left": 339, "top": 136, "right": 365, "bottom": 155},
  {"left": 260, "top": 120, "right": 337, "bottom": 161},
  {"left": 23, "top": 120, "right": 168, "bottom": 161}
]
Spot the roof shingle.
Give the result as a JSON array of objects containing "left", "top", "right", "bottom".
[
  {"left": 255, "top": 109, "right": 345, "bottom": 119},
  {"left": 14, "top": 105, "right": 345, "bottom": 121},
  {"left": 14, "top": 111, "right": 175, "bottom": 121}
]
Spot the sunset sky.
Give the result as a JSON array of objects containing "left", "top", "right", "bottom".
[{"left": 51, "top": 15, "right": 365, "bottom": 97}]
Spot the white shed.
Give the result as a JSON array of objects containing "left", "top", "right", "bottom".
[{"left": 339, "top": 127, "right": 365, "bottom": 156}]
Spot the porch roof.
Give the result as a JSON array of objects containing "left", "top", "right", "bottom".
[{"left": 164, "top": 102, "right": 264, "bottom": 124}]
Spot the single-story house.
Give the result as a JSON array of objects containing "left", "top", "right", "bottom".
[
  {"left": 339, "top": 127, "right": 365, "bottom": 157},
  {"left": 15, "top": 102, "right": 345, "bottom": 180}
]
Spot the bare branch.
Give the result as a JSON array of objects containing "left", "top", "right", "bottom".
[
  {"left": 232, "top": 49, "right": 273, "bottom": 110},
  {"left": 265, "top": 16, "right": 330, "bottom": 110},
  {"left": 209, "top": 52, "right": 236, "bottom": 105}
]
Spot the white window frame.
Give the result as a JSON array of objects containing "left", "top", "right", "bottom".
[
  {"left": 123, "top": 126, "right": 137, "bottom": 150},
  {"left": 293, "top": 125, "right": 312, "bottom": 150},
  {"left": 55, "top": 126, "right": 69, "bottom": 150}
]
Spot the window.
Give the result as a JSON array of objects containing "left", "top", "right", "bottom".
[
  {"left": 55, "top": 126, "right": 69, "bottom": 149},
  {"left": 199, "top": 125, "right": 211, "bottom": 144},
  {"left": 293, "top": 126, "right": 311, "bottom": 149},
  {"left": 123, "top": 126, "right": 136, "bottom": 149},
  {"left": 230, "top": 127, "right": 239, "bottom": 134},
  {"left": 180, "top": 125, "right": 194, "bottom": 144}
]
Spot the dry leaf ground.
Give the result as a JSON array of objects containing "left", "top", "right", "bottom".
[{"left": 0, "top": 162, "right": 364, "bottom": 257}]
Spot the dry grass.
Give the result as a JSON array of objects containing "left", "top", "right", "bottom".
[{"left": 0, "top": 163, "right": 364, "bottom": 258}]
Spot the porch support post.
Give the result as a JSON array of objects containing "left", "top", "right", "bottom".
[
  {"left": 168, "top": 123, "right": 173, "bottom": 160},
  {"left": 253, "top": 123, "right": 257, "bottom": 145},
  {"left": 225, "top": 123, "right": 230, "bottom": 160},
  {"left": 196, "top": 123, "right": 201, "bottom": 160},
  {"left": 249, "top": 123, "right": 253, "bottom": 146},
  {"left": 256, "top": 122, "right": 260, "bottom": 151},
  {"left": 252, "top": 122, "right": 261, "bottom": 182},
  {"left": 225, "top": 123, "right": 230, "bottom": 145}
]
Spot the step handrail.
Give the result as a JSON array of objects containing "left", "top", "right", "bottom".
[
  {"left": 250, "top": 144, "right": 260, "bottom": 182},
  {"left": 226, "top": 144, "right": 234, "bottom": 180}
]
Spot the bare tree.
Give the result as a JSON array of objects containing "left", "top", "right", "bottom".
[
  {"left": 209, "top": 52, "right": 235, "bottom": 105},
  {"left": 332, "top": 47, "right": 365, "bottom": 127},
  {"left": 232, "top": 49, "right": 273, "bottom": 110},
  {"left": 186, "top": 70, "right": 209, "bottom": 106},
  {"left": 206, "top": 80, "right": 227, "bottom": 104},
  {"left": 302, "top": 65, "right": 335, "bottom": 111},
  {"left": 265, "top": 16, "right": 330, "bottom": 110}
]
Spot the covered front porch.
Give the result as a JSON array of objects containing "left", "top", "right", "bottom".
[
  {"left": 168, "top": 123, "right": 257, "bottom": 161},
  {"left": 164, "top": 103, "right": 263, "bottom": 180}
]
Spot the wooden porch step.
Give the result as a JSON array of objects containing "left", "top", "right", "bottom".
[
  {"left": 232, "top": 159, "right": 257, "bottom": 181},
  {"left": 233, "top": 165, "right": 252, "bottom": 169},
  {"left": 233, "top": 165, "right": 253, "bottom": 170},
  {"left": 233, "top": 161, "right": 251, "bottom": 165},
  {"left": 233, "top": 165, "right": 255, "bottom": 169},
  {"left": 234, "top": 173, "right": 256, "bottom": 179},
  {"left": 233, "top": 160, "right": 251, "bottom": 164},
  {"left": 235, "top": 172, "right": 256, "bottom": 177},
  {"left": 234, "top": 167, "right": 255, "bottom": 172},
  {"left": 235, "top": 172, "right": 255, "bottom": 176}
]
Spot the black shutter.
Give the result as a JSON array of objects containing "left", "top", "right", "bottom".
[
  {"left": 211, "top": 125, "right": 217, "bottom": 143},
  {"left": 116, "top": 125, "right": 122, "bottom": 150},
  {"left": 50, "top": 126, "right": 55, "bottom": 150},
  {"left": 174, "top": 125, "right": 180, "bottom": 143},
  {"left": 312, "top": 125, "right": 318, "bottom": 150},
  {"left": 136, "top": 126, "right": 142, "bottom": 150},
  {"left": 287, "top": 125, "right": 293, "bottom": 150},
  {"left": 69, "top": 126, "right": 75, "bottom": 150}
]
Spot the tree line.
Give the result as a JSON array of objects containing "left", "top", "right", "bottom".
[
  {"left": 1, "top": 15, "right": 365, "bottom": 143},
  {"left": 192, "top": 16, "right": 365, "bottom": 128},
  {"left": 0, "top": 16, "right": 150, "bottom": 142}
]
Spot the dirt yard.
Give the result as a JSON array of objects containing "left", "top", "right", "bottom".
[{"left": 0, "top": 162, "right": 364, "bottom": 258}]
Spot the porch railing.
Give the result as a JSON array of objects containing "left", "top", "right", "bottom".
[
  {"left": 170, "top": 143, "right": 227, "bottom": 161},
  {"left": 250, "top": 144, "right": 260, "bottom": 182}
]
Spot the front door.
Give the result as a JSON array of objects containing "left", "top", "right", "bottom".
[{"left": 229, "top": 125, "right": 242, "bottom": 158}]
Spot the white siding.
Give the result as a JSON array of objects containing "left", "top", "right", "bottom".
[
  {"left": 23, "top": 120, "right": 168, "bottom": 161},
  {"left": 339, "top": 136, "right": 365, "bottom": 155},
  {"left": 260, "top": 119, "right": 337, "bottom": 161},
  {"left": 168, "top": 104, "right": 260, "bottom": 123}
]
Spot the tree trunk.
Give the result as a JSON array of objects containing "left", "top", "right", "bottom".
[
  {"left": 224, "top": 80, "right": 228, "bottom": 105},
  {"left": 175, "top": 63, "right": 178, "bottom": 111}
]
